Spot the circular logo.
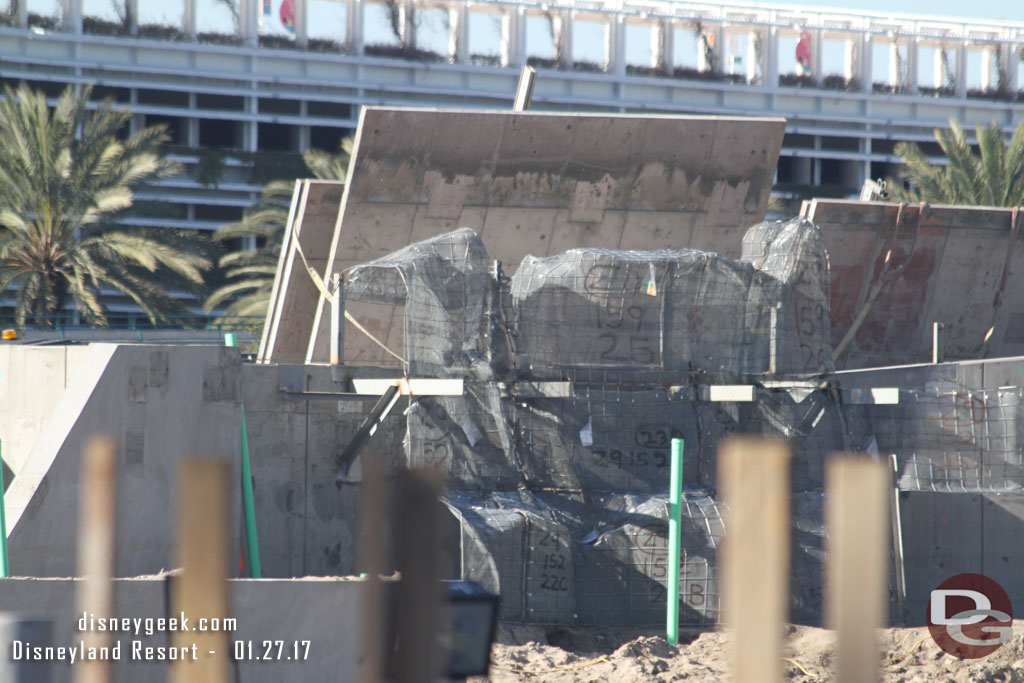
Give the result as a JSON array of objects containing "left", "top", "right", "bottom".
[{"left": 927, "top": 573, "right": 1013, "bottom": 659}]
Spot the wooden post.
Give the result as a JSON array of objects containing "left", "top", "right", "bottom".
[
  {"left": 74, "top": 435, "right": 117, "bottom": 683},
  {"left": 171, "top": 459, "right": 231, "bottom": 683},
  {"left": 827, "top": 456, "right": 888, "bottom": 683},
  {"left": 394, "top": 468, "right": 444, "bottom": 683},
  {"left": 719, "top": 437, "right": 791, "bottom": 683},
  {"left": 513, "top": 66, "right": 536, "bottom": 112},
  {"left": 358, "top": 457, "right": 387, "bottom": 683}
]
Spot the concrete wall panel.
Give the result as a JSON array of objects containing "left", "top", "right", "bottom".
[
  {"left": 899, "top": 491, "right": 1024, "bottom": 626},
  {"left": 274, "top": 108, "right": 783, "bottom": 364},
  {"left": 259, "top": 180, "right": 345, "bottom": 364},
  {"left": 240, "top": 363, "right": 406, "bottom": 577},
  {"left": 804, "top": 200, "right": 1024, "bottom": 368},
  {"left": 899, "top": 491, "right": 982, "bottom": 624},
  {"left": 6, "top": 345, "right": 241, "bottom": 578}
]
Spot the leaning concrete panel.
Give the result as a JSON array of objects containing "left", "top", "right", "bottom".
[
  {"left": 258, "top": 180, "right": 345, "bottom": 364},
  {"left": 0, "top": 577, "right": 366, "bottom": 682},
  {"left": 294, "top": 107, "right": 784, "bottom": 364},
  {"left": 803, "top": 200, "right": 1024, "bottom": 368},
  {"left": 6, "top": 345, "right": 241, "bottom": 577}
]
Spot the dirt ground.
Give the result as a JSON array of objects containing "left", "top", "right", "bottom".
[{"left": 474, "top": 621, "right": 1024, "bottom": 682}]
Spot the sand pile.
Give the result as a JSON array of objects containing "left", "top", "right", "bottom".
[{"left": 476, "top": 622, "right": 1024, "bottom": 682}]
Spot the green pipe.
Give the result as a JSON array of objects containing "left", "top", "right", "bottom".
[
  {"left": 666, "top": 437, "right": 684, "bottom": 645},
  {"left": 0, "top": 438, "right": 9, "bottom": 577},
  {"left": 225, "top": 335, "right": 262, "bottom": 578}
]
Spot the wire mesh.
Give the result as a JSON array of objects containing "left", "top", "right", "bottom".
[
  {"left": 340, "top": 218, "right": 987, "bottom": 628},
  {"left": 845, "top": 386, "right": 1024, "bottom": 492}
]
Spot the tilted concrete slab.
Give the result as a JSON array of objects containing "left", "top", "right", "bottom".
[
  {"left": 802, "top": 199, "right": 1024, "bottom": 369},
  {"left": 0, "top": 577, "right": 366, "bottom": 682},
  {"left": 6, "top": 345, "right": 241, "bottom": 577},
  {"left": 255, "top": 107, "right": 785, "bottom": 365},
  {"left": 258, "top": 180, "right": 345, "bottom": 364}
]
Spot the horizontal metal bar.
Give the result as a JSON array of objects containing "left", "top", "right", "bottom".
[{"left": 278, "top": 391, "right": 379, "bottom": 401}]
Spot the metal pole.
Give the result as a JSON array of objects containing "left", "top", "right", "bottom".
[
  {"left": 932, "top": 322, "right": 940, "bottom": 364},
  {"left": 330, "top": 273, "right": 345, "bottom": 366},
  {"left": 225, "top": 335, "right": 261, "bottom": 578},
  {"left": 667, "top": 437, "right": 684, "bottom": 645}
]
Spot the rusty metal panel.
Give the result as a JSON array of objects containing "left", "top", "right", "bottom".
[{"left": 803, "top": 200, "right": 1024, "bottom": 369}]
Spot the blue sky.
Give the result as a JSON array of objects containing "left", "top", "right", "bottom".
[{"left": 770, "top": 0, "right": 1024, "bottom": 22}]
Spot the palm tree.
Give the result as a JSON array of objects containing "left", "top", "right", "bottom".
[
  {"left": 205, "top": 138, "right": 352, "bottom": 321},
  {"left": 888, "top": 119, "right": 1024, "bottom": 206},
  {"left": 0, "top": 84, "right": 215, "bottom": 327}
]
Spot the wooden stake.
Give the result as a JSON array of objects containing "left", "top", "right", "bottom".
[
  {"left": 74, "top": 435, "right": 117, "bottom": 683},
  {"left": 719, "top": 437, "right": 791, "bottom": 683},
  {"left": 827, "top": 456, "right": 889, "bottom": 683},
  {"left": 394, "top": 467, "right": 444, "bottom": 683},
  {"left": 358, "top": 456, "right": 387, "bottom": 683},
  {"left": 171, "top": 459, "right": 231, "bottom": 683}
]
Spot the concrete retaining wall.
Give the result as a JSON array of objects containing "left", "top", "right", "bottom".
[{"left": 5, "top": 345, "right": 241, "bottom": 577}]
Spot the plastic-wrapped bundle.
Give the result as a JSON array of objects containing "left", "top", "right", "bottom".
[
  {"left": 509, "top": 216, "right": 833, "bottom": 382},
  {"left": 443, "top": 491, "right": 576, "bottom": 624},
  {"left": 340, "top": 221, "right": 841, "bottom": 627},
  {"left": 342, "top": 227, "right": 492, "bottom": 377}
]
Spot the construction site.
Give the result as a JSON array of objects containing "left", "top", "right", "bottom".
[{"left": 4, "top": 73, "right": 1024, "bottom": 682}]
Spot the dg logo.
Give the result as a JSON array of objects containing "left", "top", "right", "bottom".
[{"left": 927, "top": 573, "right": 1014, "bottom": 659}]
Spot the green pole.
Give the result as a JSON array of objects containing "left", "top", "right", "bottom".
[
  {"left": 0, "top": 438, "right": 9, "bottom": 577},
  {"left": 226, "top": 335, "right": 262, "bottom": 578},
  {"left": 667, "top": 437, "right": 684, "bottom": 645}
]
